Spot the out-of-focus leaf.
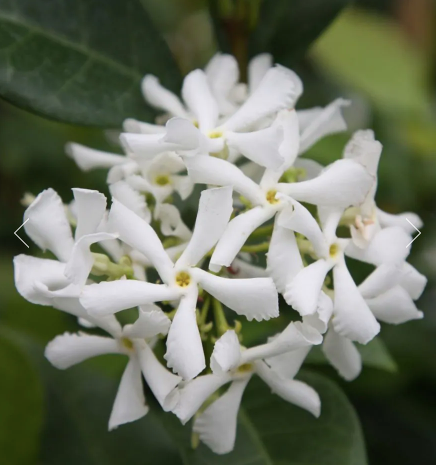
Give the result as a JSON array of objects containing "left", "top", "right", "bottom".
[
  {"left": 158, "top": 371, "right": 368, "bottom": 465},
  {"left": 0, "top": 334, "right": 44, "bottom": 465},
  {"left": 311, "top": 8, "right": 430, "bottom": 116},
  {"left": 249, "top": 0, "right": 351, "bottom": 67},
  {"left": 358, "top": 337, "right": 398, "bottom": 373},
  {"left": 0, "top": 0, "right": 182, "bottom": 127}
]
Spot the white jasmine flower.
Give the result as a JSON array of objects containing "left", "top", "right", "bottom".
[
  {"left": 45, "top": 305, "right": 181, "bottom": 429},
  {"left": 170, "top": 324, "right": 322, "bottom": 454},
  {"left": 80, "top": 187, "right": 279, "bottom": 380}
]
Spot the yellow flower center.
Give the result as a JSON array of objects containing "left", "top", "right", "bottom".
[
  {"left": 266, "top": 189, "right": 279, "bottom": 204},
  {"left": 154, "top": 174, "right": 171, "bottom": 186},
  {"left": 329, "top": 243, "right": 339, "bottom": 258},
  {"left": 208, "top": 129, "right": 223, "bottom": 139},
  {"left": 175, "top": 271, "right": 191, "bottom": 288},
  {"left": 237, "top": 363, "right": 253, "bottom": 373},
  {"left": 122, "top": 337, "right": 134, "bottom": 350}
]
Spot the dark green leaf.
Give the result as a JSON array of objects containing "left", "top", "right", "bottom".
[
  {"left": 249, "top": 0, "right": 351, "bottom": 67},
  {"left": 159, "top": 371, "right": 368, "bottom": 464},
  {"left": 0, "top": 0, "right": 182, "bottom": 127},
  {"left": 0, "top": 334, "right": 44, "bottom": 465}
]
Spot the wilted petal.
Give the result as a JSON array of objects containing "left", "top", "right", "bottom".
[
  {"left": 24, "top": 189, "right": 74, "bottom": 262},
  {"left": 184, "top": 155, "right": 264, "bottom": 206},
  {"left": 108, "top": 200, "right": 174, "bottom": 282},
  {"left": 210, "top": 330, "right": 241, "bottom": 374},
  {"left": 176, "top": 187, "right": 233, "bottom": 268},
  {"left": 109, "top": 181, "right": 150, "bottom": 222},
  {"left": 141, "top": 74, "right": 188, "bottom": 118},
  {"left": 366, "top": 286, "right": 423, "bottom": 324},
  {"left": 248, "top": 53, "right": 273, "bottom": 94},
  {"left": 223, "top": 66, "right": 302, "bottom": 131},
  {"left": 65, "top": 143, "right": 127, "bottom": 171},
  {"left": 193, "top": 268, "right": 278, "bottom": 321},
  {"left": 81, "top": 280, "right": 180, "bottom": 316},
  {"left": 226, "top": 125, "right": 284, "bottom": 170},
  {"left": 108, "top": 356, "right": 149, "bottom": 430},
  {"left": 124, "top": 305, "right": 171, "bottom": 339},
  {"left": 332, "top": 260, "right": 380, "bottom": 344},
  {"left": 182, "top": 69, "right": 219, "bottom": 131},
  {"left": 73, "top": 189, "right": 107, "bottom": 239},
  {"left": 45, "top": 332, "right": 121, "bottom": 369},
  {"left": 266, "top": 222, "right": 303, "bottom": 294},
  {"left": 136, "top": 341, "right": 182, "bottom": 411},
  {"left": 165, "top": 287, "right": 205, "bottom": 380},
  {"left": 172, "top": 373, "right": 231, "bottom": 424},
  {"left": 255, "top": 361, "right": 320, "bottom": 417},
  {"left": 322, "top": 329, "right": 362, "bottom": 381},
  {"left": 193, "top": 377, "right": 250, "bottom": 455},
  {"left": 210, "top": 207, "right": 274, "bottom": 271},
  {"left": 284, "top": 259, "right": 331, "bottom": 315}
]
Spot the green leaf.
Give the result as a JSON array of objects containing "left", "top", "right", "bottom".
[
  {"left": 0, "top": 0, "right": 182, "bottom": 127},
  {"left": 0, "top": 334, "right": 44, "bottom": 465},
  {"left": 249, "top": 0, "right": 351, "bottom": 67},
  {"left": 311, "top": 8, "right": 431, "bottom": 116},
  {"left": 358, "top": 337, "right": 398, "bottom": 373},
  {"left": 159, "top": 371, "right": 367, "bottom": 464}
]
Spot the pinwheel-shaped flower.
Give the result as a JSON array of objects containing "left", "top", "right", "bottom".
[
  {"left": 80, "top": 186, "right": 279, "bottom": 381},
  {"left": 169, "top": 323, "right": 322, "bottom": 454},
  {"left": 45, "top": 305, "right": 181, "bottom": 429}
]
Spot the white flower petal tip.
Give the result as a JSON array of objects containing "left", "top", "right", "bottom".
[
  {"left": 65, "top": 143, "right": 127, "bottom": 171},
  {"left": 344, "top": 129, "right": 382, "bottom": 177},
  {"left": 303, "top": 291, "right": 333, "bottom": 335},
  {"left": 210, "top": 330, "right": 241, "bottom": 374},
  {"left": 163, "top": 117, "right": 202, "bottom": 150},
  {"left": 124, "top": 305, "right": 171, "bottom": 339},
  {"left": 122, "top": 118, "right": 165, "bottom": 135},
  {"left": 109, "top": 181, "right": 150, "bottom": 222}
]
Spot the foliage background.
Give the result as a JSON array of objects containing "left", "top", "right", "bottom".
[{"left": 0, "top": 0, "right": 435, "bottom": 463}]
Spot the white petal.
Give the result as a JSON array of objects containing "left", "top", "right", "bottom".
[
  {"left": 81, "top": 280, "right": 180, "bottom": 316},
  {"left": 303, "top": 291, "right": 334, "bottom": 334},
  {"left": 255, "top": 361, "right": 320, "bottom": 417},
  {"left": 226, "top": 125, "right": 284, "bottom": 170},
  {"left": 176, "top": 186, "right": 233, "bottom": 268},
  {"left": 345, "top": 226, "right": 410, "bottom": 266},
  {"left": 109, "top": 181, "right": 150, "bottom": 222},
  {"left": 210, "top": 207, "right": 274, "bottom": 271},
  {"left": 278, "top": 159, "right": 373, "bottom": 208},
  {"left": 241, "top": 321, "right": 322, "bottom": 364},
  {"left": 141, "top": 74, "right": 188, "bottom": 118},
  {"left": 123, "top": 118, "right": 166, "bottom": 134},
  {"left": 24, "top": 189, "right": 74, "bottom": 262},
  {"left": 230, "top": 258, "right": 268, "bottom": 278},
  {"left": 322, "top": 329, "right": 362, "bottom": 381},
  {"left": 343, "top": 130, "right": 382, "bottom": 177},
  {"left": 171, "top": 175, "right": 194, "bottom": 201},
  {"left": 294, "top": 157, "right": 324, "bottom": 180},
  {"left": 223, "top": 66, "right": 302, "bottom": 131},
  {"left": 124, "top": 305, "right": 171, "bottom": 339},
  {"left": 266, "top": 222, "right": 303, "bottom": 294},
  {"left": 136, "top": 341, "right": 182, "bottom": 410},
  {"left": 106, "top": 160, "right": 139, "bottom": 184},
  {"left": 65, "top": 143, "right": 127, "bottom": 171},
  {"left": 193, "top": 269, "right": 278, "bottom": 321},
  {"left": 14, "top": 255, "right": 69, "bottom": 305},
  {"left": 399, "top": 262, "right": 427, "bottom": 300},
  {"left": 45, "top": 332, "right": 120, "bottom": 369},
  {"left": 120, "top": 132, "right": 180, "bottom": 160},
  {"left": 155, "top": 204, "right": 191, "bottom": 240},
  {"left": 332, "top": 260, "right": 380, "bottom": 344},
  {"left": 65, "top": 232, "right": 118, "bottom": 286},
  {"left": 377, "top": 208, "right": 423, "bottom": 234},
  {"left": 108, "top": 200, "right": 174, "bottom": 282},
  {"left": 162, "top": 117, "right": 205, "bottom": 152},
  {"left": 318, "top": 207, "right": 344, "bottom": 244},
  {"left": 193, "top": 377, "right": 250, "bottom": 455},
  {"left": 172, "top": 373, "right": 231, "bottom": 424},
  {"left": 275, "top": 109, "right": 300, "bottom": 169},
  {"left": 72, "top": 189, "right": 107, "bottom": 239},
  {"left": 284, "top": 259, "right": 331, "bottom": 315},
  {"left": 358, "top": 264, "right": 403, "bottom": 299},
  {"left": 299, "top": 99, "right": 350, "bottom": 154},
  {"left": 265, "top": 346, "right": 312, "bottom": 380},
  {"left": 366, "top": 286, "right": 423, "bottom": 324},
  {"left": 248, "top": 53, "right": 273, "bottom": 94},
  {"left": 165, "top": 287, "right": 205, "bottom": 380},
  {"left": 277, "top": 201, "right": 328, "bottom": 258},
  {"left": 108, "top": 356, "right": 149, "bottom": 430},
  {"left": 184, "top": 155, "right": 264, "bottom": 205},
  {"left": 210, "top": 330, "right": 241, "bottom": 374}
]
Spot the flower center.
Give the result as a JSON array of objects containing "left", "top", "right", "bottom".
[
  {"left": 237, "top": 363, "right": 253, "bottom": 373},
  {"left": 329, "top": 243, "right": 339, "bottom": 258},
  {"left": 154, "top": 174, "right": 171, "bottom": 186},
  {"left": 266, "top": 189, "right": 279, "bottom": 204},
  {"left": 175, "top": 271, "right": 191, "bottom": 288},
  {"left": 208, "top": 129, "right": 223, "bottom": 139},
  {"left": 121, "top": 337, "right": 134, "bottom": 351}
]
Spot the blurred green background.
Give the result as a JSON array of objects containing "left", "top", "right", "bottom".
[{"left": 1, "top": 0, "right": 436, "bottom": 463}]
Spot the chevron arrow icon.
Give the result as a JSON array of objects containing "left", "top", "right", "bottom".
[
  {"left": 405, "top": 218, "right": 421, "bottom": 248},
  {"left": 14, "top": 218, "right": 30, "bottom": 248}
]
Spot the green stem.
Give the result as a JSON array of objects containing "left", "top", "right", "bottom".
[
  {"left": 213, "top": 298, "right": 229, "bottom": 336},
  {"left": 248, "top": 223, "right": 273, "bottom": 239},
  {"left": 241, "top": 241, "right": 270, "bottom": 253}
]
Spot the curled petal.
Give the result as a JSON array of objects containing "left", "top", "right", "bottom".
[
  {"left": 24, "top": 188, "right": 74, "bottom": 262},
  {"left": 65, "top": 143, "right": 127, "bottom": 171},
  {"left": 303, "top": 291, "right": 334, "bottom": 334},
  {"left": 163, "top": 117, "right": 205, "bottom": 152},
  {"left": 248, "top": 53, "right": 273, "bottom": 94},
  {"left": 193, "top": 269, "right": 278, "bottom": 321},
  {"left": 322, "top": 329, "right": 362, "bottom": 381},
  {"left": 210, "top": 330, "right": 241, "bottom": 374},
  {"left": 155, "top": 204, "right": 191, "bottom": 240},
  {"left": 45, "top": 332, "right": 121, "bottom": 369},
  {"left": 109, "top": 181, "right": 150, "bottom": 222},
  {"left": 399, "top": 262, "right": 427, "bottom": 300},
  {"left": 124, "top": 305, "right": 171, "bottom": 339},
  {"left": 72, "top": 189, "right": 107, "bottom": 239},
  {"left": 108, "top": 356, "right": 149, "bottom": 430}
]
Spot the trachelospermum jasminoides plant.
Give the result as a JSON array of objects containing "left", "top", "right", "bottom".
[{"left": 14, "top": 52, "right": 427, "bottom": 455}]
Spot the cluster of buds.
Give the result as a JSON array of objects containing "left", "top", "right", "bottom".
[{"left": 14, "top": 53, "right": 426, "bottom": 454}]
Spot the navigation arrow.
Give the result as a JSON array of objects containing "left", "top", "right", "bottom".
[
  {"left": 14, "top": 218, "right": 30, "bottom": 248},
  {"left": 405, "top": 218, "right": 421, "bottom": 248}
]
